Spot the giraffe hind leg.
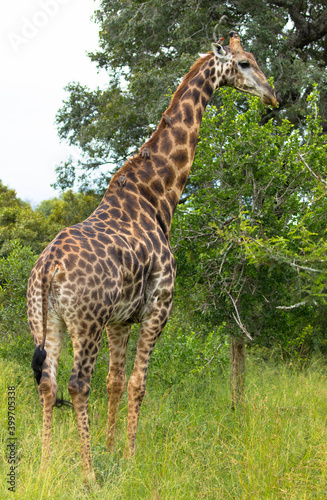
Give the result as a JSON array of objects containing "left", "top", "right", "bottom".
[
  {"left": 32, "top": 314, "right": 66, "bottom": 472},
  {"left": 106, "top": 324, "right": 131, "bottom": 451},
  {"left": 67, "top": 324, "right": 103, "bottom": 483}
]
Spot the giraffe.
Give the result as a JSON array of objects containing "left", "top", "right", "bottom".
[{"left": 27, "top": 31, "right": 277, "bottom": 482}]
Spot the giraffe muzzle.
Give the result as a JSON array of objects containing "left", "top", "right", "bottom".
[{"left": 261, "top": 88, "right": 278, "bottom": 107}]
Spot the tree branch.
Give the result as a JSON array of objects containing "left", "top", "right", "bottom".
[
  {"left": 298, "top": 153, "right": 327, "bottom": 187},
  {"left": 178, "top": 193, "right": 193, "bottom": 205},
  {"left": 225, "top": 289, "right": 253, "bottom": 341},
  {"left": 276, "top": 301, "right": 307, "bottom": 310},
  {"left": 289, "top": 6, "right": 327, "bottom": 49},
  {"left": 266, "top": 1, "right": 327, "bottom": 50}
]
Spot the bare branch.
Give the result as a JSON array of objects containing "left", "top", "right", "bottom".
[
  {"left": 178, "top": 193, "right": 193, "bottom": 205},
  {"left": 298, "top": 153, "right": 327, "bottom": 187},
  {"left": 276, "top": 301, "right": 307, "bottom": 310},
  {"left": 225, "top": 290, "right": 253, "bottom": 341},
  {"left": 204, "top": 344, "right": 223, "bottom": 367},
  {"left": 247, "top": 237, "right": 322, "bottom": 274}
]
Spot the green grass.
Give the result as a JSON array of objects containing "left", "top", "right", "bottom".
[{"left": 1, "top": 353, "right": 327, "bottom": 499}]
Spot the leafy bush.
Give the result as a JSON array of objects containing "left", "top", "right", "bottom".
[{"left": 0, "top": 241, "right": 37, "bottom": 362}]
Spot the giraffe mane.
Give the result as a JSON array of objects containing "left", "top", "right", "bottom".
[
  {"left": 164, "top": 51, "right": 213, "bottom": 116},
  {"left": 116, "top": 51, "right": 214, "bottom": 178}
]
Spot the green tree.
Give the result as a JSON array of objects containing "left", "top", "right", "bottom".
[
  {"left": 173, "top": 87, "right": 327, "bottom": 361},
  {"left": 55, "top": 0, "right": 327, "bottom": 190},
  {"left": 37, "top": 190, "right": 102, "bottom": 230},
  {"left": 0, "top": 181, "right": 51, "bottom": 256}
]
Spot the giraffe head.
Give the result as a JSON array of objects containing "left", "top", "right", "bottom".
[{"left": 212, "top": 31, "right": 278, "bottom": 107}]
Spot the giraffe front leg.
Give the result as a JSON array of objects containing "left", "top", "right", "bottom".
[
  {"left": 106, "top": 325, "right": 131, "bottom": 451},
  {"left": 126, "top": 367, "right": 148, "bottom": 457},
  {"left": 125, "top": 303, "right": 172, "bottom": 457}
]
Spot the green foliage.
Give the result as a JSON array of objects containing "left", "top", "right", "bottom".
[
  {"left": 36, "top": 197, "right": 60, "bottom": 218},
  {"left": 173, "top": 87, "right": 327, "bottom": 352},
  {"left": 0, "top": 181, "right": 52, "bottom": 256},
  {"left": 149, "top": 313, "right": 230, "bottom": 386},
  {"left": 55, "top": 0, "right": 327, "bottom": 191},
  {"left": 0, "top": 242, "right": 37, "bottom": 362},
  {"left": 37, "top": 190, "right": 102, "bottom": 230}
]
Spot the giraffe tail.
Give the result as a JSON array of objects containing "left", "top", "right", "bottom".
[
  {"left": 31, "top": 254, "right": 73, "bottom": 408},
  {"left": 31, "top": 346, "right": 72, "bottom": 408},
  {"left": 31, "top": 344, "right": 47, "bottom": 385},
  {"left": 31, "top": 254, "right": 51, "bottom": 385}
]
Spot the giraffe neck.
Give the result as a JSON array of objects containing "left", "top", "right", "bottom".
[{"left": 101, "top": 52, "right": 222, "bottom": 239}]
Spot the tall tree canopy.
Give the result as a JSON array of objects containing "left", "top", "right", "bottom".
[
  {"left": 173, "top": 87, "right": 327, "bottom": 352},
  {"left": 55, "top": 0, "right": 327, "bottom": 192}
]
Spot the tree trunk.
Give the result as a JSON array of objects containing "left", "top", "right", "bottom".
[{"left": 230, "top": 336, "right": 246, "bottom": 410}]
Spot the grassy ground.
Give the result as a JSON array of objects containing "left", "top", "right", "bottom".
[{"left": 1, "top": 347, "right": 327, "bottom": 499}]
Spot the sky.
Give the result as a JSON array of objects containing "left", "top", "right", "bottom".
[{"left": 1, "top": 0, "right": 108, "bottom": 207}]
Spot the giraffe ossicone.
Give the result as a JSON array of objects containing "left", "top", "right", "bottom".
[{"left": 27, "top": 31, "right": 277, "bottom": 482}]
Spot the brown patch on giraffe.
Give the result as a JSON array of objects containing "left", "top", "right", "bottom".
[
  {"left": 177, "top": 169, "right": 189, "bottom": 190},
  {"left": 167, "top": 189, "right": 179, "bottom": 209},
  {"left": 160, "top": 130, "right": 173, "bottom": 154},
  {"left": 190, "top": 73, "right": 205, "bottom": 89},
  {"left": 192, "top": 88, "right": 201, "bottom": 105},
  {"left": 109, "top": 208, "right": 122, "bottom": 219},
  {"left": 150, "top": 178, "right": 165, "bottom": 196},
  {"left": 64, "top": 253, "right": 79, "bottom": 271},
  {"left": 139, "top": 197, "right": 155, "bottom": 217},
  {"left": 54, "top": 271, "right": 66, "bottom": 284},
  {"left": 170, "top": 149, "right": 189, "bottom": 169},
  {"left": 203, "top": 81, "right": 214, "bottom": 97},
  {"left": 172, "top": 127, "right": 188, "bottom": 145},
  {"left": 137, "top": 184, "right": 158, "bottom": 207},
  {"left": 158, "top": 166, "right": 176, "bottom": 189},
  {"left": 196, "top": 107, "right": 203, "bottom": 124},
  {"left": 180, "top": 89, "right": 192, "bottom": 102},
  {"left": 182, "top": 103, "right": 194, "bottom": 127}
]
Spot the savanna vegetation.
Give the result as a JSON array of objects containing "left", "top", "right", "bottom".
[{"left": 2, "top": 1, "right": 327, "bottom": 498}]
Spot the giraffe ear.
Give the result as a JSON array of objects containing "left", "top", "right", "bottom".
[{"left": 212, "top": 43, "right": 227, "bottom": 57}]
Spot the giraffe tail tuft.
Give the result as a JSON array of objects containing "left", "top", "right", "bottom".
[
  {"left": 31, "top": 345, "right": 73, "bottom": 409},
  {"left": 31, "top": 344, "right": 47, "bottom": 385}
]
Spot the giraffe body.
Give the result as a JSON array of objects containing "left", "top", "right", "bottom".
[{"left": 27, "top": 31, "right": 277, "bottom": 481}]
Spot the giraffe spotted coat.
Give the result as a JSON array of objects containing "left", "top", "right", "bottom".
[{"left": 27, "top": 31, "right": 277, "bottom": 482}]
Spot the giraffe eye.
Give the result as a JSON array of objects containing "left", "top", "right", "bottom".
[{"left": 239, "top": 61, "right": 250, "bottom": 69}]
